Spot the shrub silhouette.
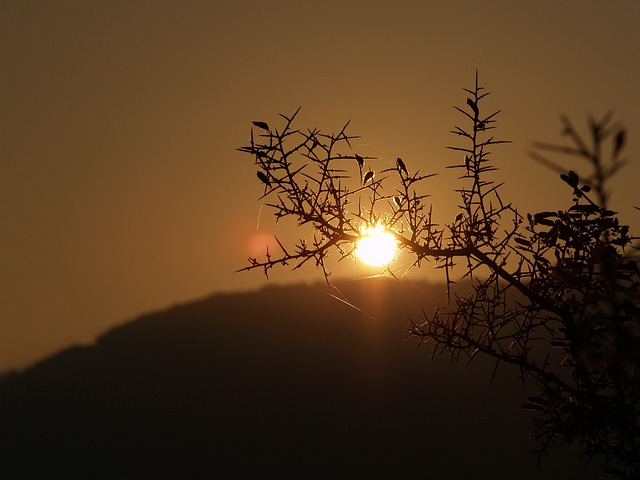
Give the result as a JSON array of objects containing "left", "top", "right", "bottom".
[{"left": 239, "top": 73, "right": 640, "bottom": 478}]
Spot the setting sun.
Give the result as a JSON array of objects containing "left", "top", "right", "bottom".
[{"left": 355, "top": 225, "right": 399, "bottom": 267}]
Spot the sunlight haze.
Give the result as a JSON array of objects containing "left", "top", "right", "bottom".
[{"left": 1, "top": 0, "right": 639, "bottom": 370}]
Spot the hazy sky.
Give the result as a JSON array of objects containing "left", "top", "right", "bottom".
[{"left": 2, "top": 0, "right": 640, "bottom": 371}]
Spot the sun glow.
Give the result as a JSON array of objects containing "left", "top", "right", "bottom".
[{"left": 355, "top": 225, "right": 399, "bottom": 267}]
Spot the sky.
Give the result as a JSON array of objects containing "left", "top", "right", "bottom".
[{"left": 2, "top": 0, "right": 640, "bottom": 371}]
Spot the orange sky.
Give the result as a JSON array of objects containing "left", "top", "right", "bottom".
[{"left": 2, "top": 0, "right": 640, "bottom": 371}]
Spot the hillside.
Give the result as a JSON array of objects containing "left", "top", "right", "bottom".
[{"left": 0, "top": 278, "right": 601, "bottom": 479}]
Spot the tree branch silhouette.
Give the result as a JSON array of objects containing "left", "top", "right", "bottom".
[{"left": 239, "top": 74, "right": 639, "bottom": 478}]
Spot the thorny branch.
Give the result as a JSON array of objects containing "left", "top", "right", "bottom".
[{"left": 239, "top": 74, "right": 640, "bottom": 478}]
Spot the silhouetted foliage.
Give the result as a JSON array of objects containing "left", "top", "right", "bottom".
[{"left": 239, "top": 73, "right": 640, "bottom": 478}]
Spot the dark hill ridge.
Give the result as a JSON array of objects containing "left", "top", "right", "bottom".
[{"left": 0, "top": 278, "right": 601, "bottom": 479}]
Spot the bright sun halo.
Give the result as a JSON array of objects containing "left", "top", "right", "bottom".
[{"left": 355, "top": 225, "right": 399, "bottom": 267}]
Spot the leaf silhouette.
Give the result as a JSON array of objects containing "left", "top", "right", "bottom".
[
  {"left": 514, "top": 237, "right": 532, "bottom": 247},
  {"left": 363, "top": 170, "right": 375, "bottom": 185},
  {"left": 396, "top": 157, "right": 408, "bottom": 177},
  {"left": 466, "top": 98, "right": 479, "bottom": 117},
  {"left": 252, "top": 121, "right": 270, "bottom": 132},
  {"left": 614, "top": 129, "right": 626, "bottom": 157},
  {"left": 256, "top": 170, "right": 270, "bottom": 186},
  {"left": 560, "top": 170, "right": 579, "bottom": 188}
]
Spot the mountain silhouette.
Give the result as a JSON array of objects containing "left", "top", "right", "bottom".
[{"left": 0, "top": 278, "right": 601, "bottom": 479}]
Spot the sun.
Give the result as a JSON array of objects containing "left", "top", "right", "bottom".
[{"left": 355, "top": 225, "right": 399, "bottom": 267}]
